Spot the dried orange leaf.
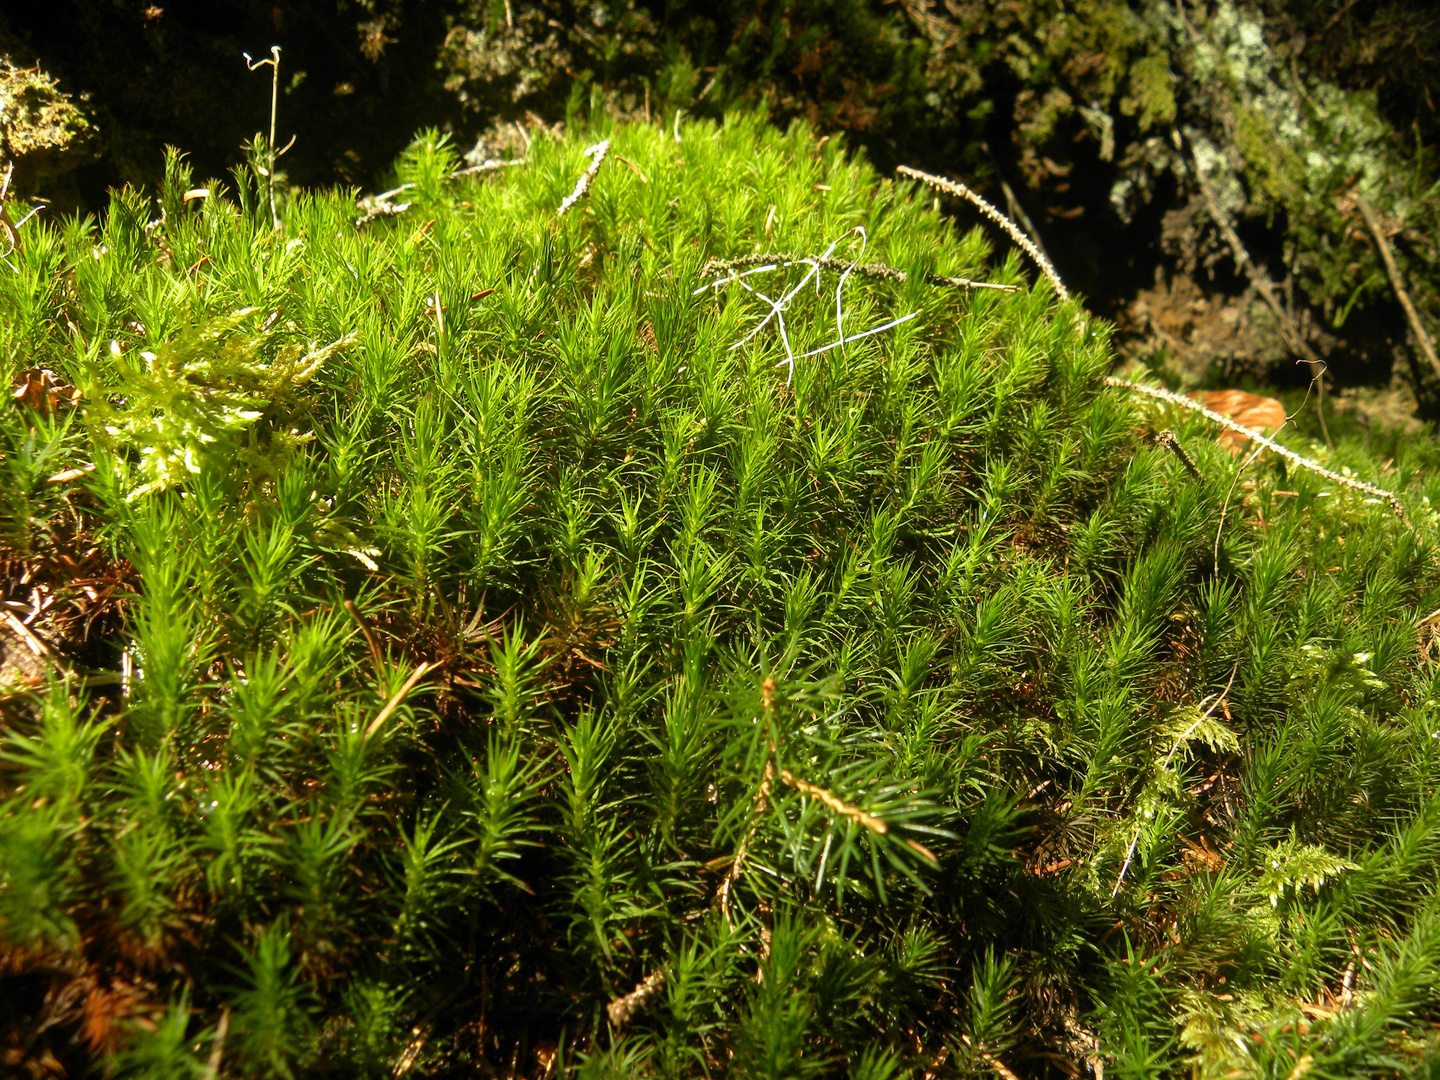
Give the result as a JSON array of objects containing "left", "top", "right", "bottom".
[{"left": 1192, "top": 389, "right": 1286, "bottom": 452}]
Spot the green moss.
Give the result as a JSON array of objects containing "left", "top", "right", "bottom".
[
  {"left": 1232, "top": 100, "right": 1305, "bottom": 212},
  {"left": 4, "top": 112, "right": 1440, "bottom": 1077},
  {"left": 1125, "top": 52, "right": 1177, "bottom": 130}
]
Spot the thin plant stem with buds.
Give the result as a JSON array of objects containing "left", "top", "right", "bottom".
[{"left": 243, "top": 45, "right": 294, "bottom": 230}]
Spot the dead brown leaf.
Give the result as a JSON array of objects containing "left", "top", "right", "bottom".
[
  {"left": 1191, "top": 389, "right": 1286, "bottom": 452},
  {"left": 11, "top": 368, "right": 80, "bottom": 416}
]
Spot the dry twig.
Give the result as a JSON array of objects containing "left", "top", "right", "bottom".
[
  {"left": 1188, "top": 144, "right": 1333, "bottom": 446},
  {"left": 1155, "top": 430, "right": 1202, "bottom": 481},
  {"left": 896, "top": 165, "right": 1069, "bottom": 302},
  {"left": 700, "top": 252, "right": 1017, "bottom": 292},
  {"left": 1356, "top": 192, "right": 1440, "bottom": 384},
  {"left": 355, "top": 158, "right": 524, "bottom": 226},
  {"left": 1106, "top": 377, "right": 1407, "bottom": 522},
  {"left": 698, "top": 227, "right": 920, "bottom": 384}
]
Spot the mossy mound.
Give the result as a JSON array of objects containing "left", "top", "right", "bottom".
[{"left": 4, "top": 113, "right": 1440, "bottom": 1077}]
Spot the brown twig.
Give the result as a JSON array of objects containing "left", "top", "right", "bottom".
[
  {"left": 896, "top": 165, "right": 1070, "bottom": 302},
  {"left": 1187, "top": 143, "right": 1333, "bottom": 447},
  {"left": 1155, "top": 430, "right": 1203, "bottom": 481},
  {"left": 1106, "top": 377, "right": 1407, "bottom": 522},
  {"left": 1192, "top": 164, "right": 1294, "bottom": 346},
  {"left": 1356, "top": 192, "right": 1440, "bottom": 385},
  {"left": 981, "top": 140, "right": 1054, "bottom": 266},
  {"left": 344, "top": 599, "right": 386, "bottom": 678}
]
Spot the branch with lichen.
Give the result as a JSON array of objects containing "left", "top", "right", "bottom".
[
  {"left": 557, "top": 140, "right": 610, "bottom": 217},
  {"left": 607, "top": 970, "right": 665, "bottom": 1028},
  {"left": 1106, "top": 377, "right": 1407, "bottom": 522},
  {"left": 896, "top": 165, "right": 1069, "bottom": 302}
]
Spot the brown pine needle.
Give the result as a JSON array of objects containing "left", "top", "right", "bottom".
[
  {"left": 613, "top": 153, "right": 650, "bottom": 183},
  {"left": 364, "top": 661, "right": 436, "bottom": 741},
  {"left": 344, "top": 599, "right": 385, "bottom": 678}
]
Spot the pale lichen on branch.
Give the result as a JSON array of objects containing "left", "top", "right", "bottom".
[
  {"left": 1106, "top": 377, "right": 1408, "bottom": 522},
  {"left": 557, "top": 139, "right": 610, "bottom": 217},
  {"left": 896, "top": 164, "right": 1070, "bottom": 302}
]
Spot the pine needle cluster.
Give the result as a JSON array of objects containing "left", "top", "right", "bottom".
[{"left": 4, "top": 112, "right": 1440, "bottom": 1078}]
